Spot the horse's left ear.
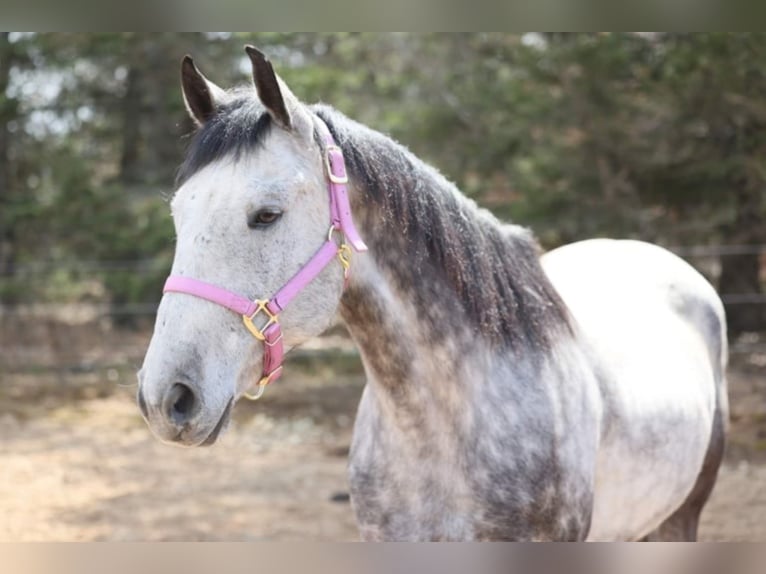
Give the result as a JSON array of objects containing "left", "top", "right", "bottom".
[{"left": 245, "top": 45, "right": 306, "bottom": 131}]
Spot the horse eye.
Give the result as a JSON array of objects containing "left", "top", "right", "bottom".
[{"left": 248, "top": 210, "right": 282, "bottom": 229}]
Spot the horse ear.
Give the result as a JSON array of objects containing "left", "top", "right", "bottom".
[
  {"left": 244, "top": 45, "right": 295, "bottom": 130},
  {"left": 181, "top": 55, "right": 227, "bottom": 127}
]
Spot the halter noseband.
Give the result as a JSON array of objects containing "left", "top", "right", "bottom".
[{"left": 162, "top": 117, "right": 367, "bottom": 400}]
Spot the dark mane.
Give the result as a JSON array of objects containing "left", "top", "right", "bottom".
[
  {"left": 312, "top": 105, "right": 572, "bottom": 349},
  {"left": 176, "top": 90, "right": 273, "bottom": 187},
  {"left": 176, "top": 95, "right": 571, "bottom": 349}
]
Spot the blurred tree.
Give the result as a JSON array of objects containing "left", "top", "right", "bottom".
[
  {"left": 384, "top": 33, "right": 766, "bottom": 334},
  {"left": 649, "top": 33, "right": 766, "bottom": 332},
  {"left": 0, "top": 33, "right": 187, "bottom": 311},
  {"left": 0, "top": 32, "right": 15, "bottom": 282},
  {"left": 1, "top": 33, "right": 764, "bottom": 332}
]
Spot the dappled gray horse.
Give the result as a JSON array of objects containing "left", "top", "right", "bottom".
[{"left": 138, "top": 47, "right": 728, "bottom": 541}]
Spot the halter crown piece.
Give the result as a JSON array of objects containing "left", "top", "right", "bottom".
[{"left": 162, "top": 117, "right": 367, "bottom": 400}]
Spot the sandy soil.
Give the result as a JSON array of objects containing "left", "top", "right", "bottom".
[{"left": 1, "top": 324, "right": 765, "bottom": 541}]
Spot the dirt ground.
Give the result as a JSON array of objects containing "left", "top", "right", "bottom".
[{"left": 1, "top": 323, "right": 765, "bottom": 541}]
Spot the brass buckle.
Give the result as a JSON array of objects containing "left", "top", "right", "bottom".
[
  {"left": 325, "top": 145, "right": 348, "bottom": 184},
  {"left": 243, "top": 366, "right": 283, "bottom": 401},
  {"left": 338, "top": 244, "right": 352, "bottom": 279},
  {"left": 242, "top": 300, "right": 278, "bottom": 341}
]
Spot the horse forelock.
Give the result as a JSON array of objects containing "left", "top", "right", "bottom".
[{"left": 176, "top": 89, "right": 274, "bottom": 188}]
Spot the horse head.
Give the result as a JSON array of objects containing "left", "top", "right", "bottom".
[{"left": 138, "top": 47, "right": 359, "bottom": 446}]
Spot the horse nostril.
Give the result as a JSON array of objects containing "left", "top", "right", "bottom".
[{"left": 163, "top": 382, "right": 198, "bottom": 426}]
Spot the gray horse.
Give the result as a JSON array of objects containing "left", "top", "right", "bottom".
[{"left": 138, "top": 47, "right": 728, "bottom": 541}]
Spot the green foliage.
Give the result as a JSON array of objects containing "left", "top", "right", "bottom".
[{"left": 2, "top": 33, "right": 765, "bottom": 330}]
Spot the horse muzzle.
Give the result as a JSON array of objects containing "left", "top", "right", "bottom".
[{"left": 137, "top": 379, "right": 233, "bottom": 447}]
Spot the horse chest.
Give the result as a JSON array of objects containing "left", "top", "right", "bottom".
[{"left": 348, "top": 378, "right": 595, "bottom": 541}]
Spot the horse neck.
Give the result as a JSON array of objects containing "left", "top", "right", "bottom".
[
  {"left": 338, "top": 184, "right": 496, "bottom": 422},
  {"left": 339, "top": 240, "right": 480, "bottom": 421},
  {"left": 327, "top": 109, "right": 572, "bottom": 420}
]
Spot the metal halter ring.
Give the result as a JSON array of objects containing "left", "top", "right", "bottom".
[
  {"left": 244, "top": 382, "right": 267, "bottom": 401},
  {"left": 243, "top": 365, "right": 283, "bottom": 401}
]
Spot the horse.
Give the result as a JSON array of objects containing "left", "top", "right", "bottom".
[{"left": 137, "top": 46, "right": 728, "bottom": 541}]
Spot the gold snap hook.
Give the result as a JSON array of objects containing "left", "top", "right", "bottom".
[{"left": 338, "top": 244, "right": 352, "bottom": 278}]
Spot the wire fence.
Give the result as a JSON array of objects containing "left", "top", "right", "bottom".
[
  {"left": 3, "top": 244, "right": 766, "bottom": 310},
  {"left": 673, "top": 245, "right": 766, "bottom": 304},
  {"left": 2, "top": 244, "right": 766, "bottom": 378}
]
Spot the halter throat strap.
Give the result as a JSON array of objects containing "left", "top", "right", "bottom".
[{"left": 162, "top": 116, "right": 367, "bottom": 399}]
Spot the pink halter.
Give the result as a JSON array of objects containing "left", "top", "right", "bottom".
[{"left": 162, "top": 117, "right": 367, "bottom": 400}]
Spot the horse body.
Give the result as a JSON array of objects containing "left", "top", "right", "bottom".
[
  {"left": 138, "top": 49, "right": 727, "bottom": 541},
  {"left": 337, "top": 209, "right": 601, "bottom": 540},
  {"left": 344, "top": 236, "right": 726, "bottom": 541},
  {"left": 543, "top": 239, "right": 728, "bottom": 540}
]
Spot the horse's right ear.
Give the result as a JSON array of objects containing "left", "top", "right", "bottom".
[{"left": 180, "top": 55, "right": 227, "bottom": 127}]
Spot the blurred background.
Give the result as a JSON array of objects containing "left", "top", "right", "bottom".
[{"left": 1, "top": 32, "right": 765, "bottom": 540}]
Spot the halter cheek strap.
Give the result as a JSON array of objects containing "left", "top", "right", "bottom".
[{"left": 162, "top": 117, "right": 367, "bottom": 400}]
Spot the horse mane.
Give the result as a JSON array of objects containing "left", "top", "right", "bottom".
[
  {"left": 174, "top": 94, "right": 572, "bottom": 349},
  {"left": 312, "top": 104, "right": 572, "bottom": 349}
]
